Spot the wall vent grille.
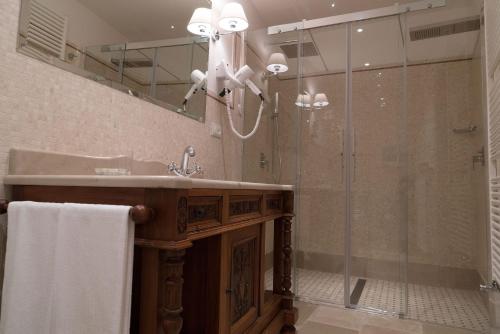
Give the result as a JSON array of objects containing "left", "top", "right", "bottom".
[
  {"left": 26, "top": 0, "right": 67, "bottom": 61},
  {"left": 280, "top": 42, "right": 318, "bottom": 59},
  {"left": 410, "top": 17, "right": 480, "bottom": 41}
]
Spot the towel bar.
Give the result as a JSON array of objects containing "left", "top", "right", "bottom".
[{"left": 0, "top": 200, "right": 154, "bottom": 224}]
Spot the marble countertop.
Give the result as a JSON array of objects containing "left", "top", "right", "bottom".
[
  {"left": 3, "top": 175, "right": 294, "bottom": 191},
  {"left": 4, "top": 149, "right": 293, "bottom": 191}
]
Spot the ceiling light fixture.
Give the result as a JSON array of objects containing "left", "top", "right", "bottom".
[
  {"left": 356, "top": 28, "right": 364, "bottom": 33},
  {"left": 218, "top": 2, "right": 248, "bottom": 32},
  {"left": 266, "top": 53, "right": 288, "bottom": 74},
  {"left": 331, "top": 2, "right": 336, "bottom": 7},
  {"left": 364, "top": 62, "right": 370, "bottom": 67}
]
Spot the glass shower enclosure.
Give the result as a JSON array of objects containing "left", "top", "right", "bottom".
[{"left": 256, "top": 0, "right": 489, "bottom": 332}]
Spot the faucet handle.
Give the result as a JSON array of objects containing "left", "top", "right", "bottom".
[
  {"left": 186, "top": 163, "right": 202, "bottom": 178},
  {"left": 194, "top": 163, "right": 203, "bottom": 174},
  {"left": 167, "top": 162, "right": 177, "bottom": 172}
]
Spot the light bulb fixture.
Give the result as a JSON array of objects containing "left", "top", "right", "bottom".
[
  {"left": 364, "top": 62, "right": 371, "bottom": 67},
  {"left": 266, "top": 53, "right": 288, "bottom": 74},
  {"left": 187, "top": 8, "right": 212, "bottom": 37},
  {"left": 295, "top": 94, "right": 312, "bottom": 108},
  {"left": 356, "top": 28, "right": 364, "bottom": 33},
  {"left": 218, "top": 2, "right": 248, "bottom": 32},
  {"left": 313, "top": 93, "right": 329, "bottom": 107}
]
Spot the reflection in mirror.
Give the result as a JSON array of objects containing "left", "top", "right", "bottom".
[{"left": 17, "top": 0, "right": 211, "bottom": 122}]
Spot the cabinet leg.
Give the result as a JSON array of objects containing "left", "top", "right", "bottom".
[
  {"left": 281, "top": 324, "right": 296, "bottom": 334},
  {"left": 159, "top": 249, "right": 185, "bottom": 334}
]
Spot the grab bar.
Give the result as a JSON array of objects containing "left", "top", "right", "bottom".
[{"left": 0, "top": 200, "right": 154, "bottom": 224}]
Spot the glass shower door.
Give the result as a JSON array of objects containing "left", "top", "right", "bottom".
[
  {"left": 347, "top": 14, "right": 408, "bottom": 315},
  {"left": 293, "top": 22, "right": 348, "bottom": 306}
]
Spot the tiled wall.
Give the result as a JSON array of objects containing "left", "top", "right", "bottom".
[
  {"left": 0, "top": 0, "right": 244, "bottom": 293},
  {"left": 245, "top": 59, "right": 489, "bottom": 287}
]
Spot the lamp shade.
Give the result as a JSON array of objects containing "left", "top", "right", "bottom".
[
  {"left": 295, "top": 94, "right": 311, "bottom": 108},
  {"left": 266, "top": 53, "right": 288, "bottom": 74},
  {"left": 187, "top": 8, "right": 212, "bottom": 36},
  {"left": 218, "top": 2, "right": 248, "bottom": 32},
  {"left": 313, "top": 93, "right": 329, "bottom": 107}
]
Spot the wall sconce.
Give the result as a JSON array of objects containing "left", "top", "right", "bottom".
[
  {"left": 313, "top": 93, "right": 329, "bottom": 107},
  {"left": 266, "top": 53, "right": 288, "bottom": 74},
  {"left": 218, "top": 2, "right": 248, "bottom": 32},
  {"left": 187, "top": 8, "right": 212, "bottom": 37},
  {"left": 295, "top": 93, "right": 312, "bottom": 108},
  {"left": 296, "top": 92, "right": 330, "bottom": 109},
  {"left": 187, "top": 2, "right": 248, "bottom": 40}
]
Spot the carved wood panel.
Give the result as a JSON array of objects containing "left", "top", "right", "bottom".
[
  {"left": 230, "top": 237, "right": 256, "bottom": 324},
  {"left": 229, "top": 196, "right": 262, "bottom": 224},
  {"left": 177, "top": 197, "right": 188, "bottom": 234},
  {"left": 187, "top": 196, "right": 222, "bottom": 232}
]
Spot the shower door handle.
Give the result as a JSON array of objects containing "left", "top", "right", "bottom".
[
  {"left": 352, "top": 128, "right": 357, "bottom": 183},
  {"left": 341, "top": 129, "right": 345, "bottom": 184}
]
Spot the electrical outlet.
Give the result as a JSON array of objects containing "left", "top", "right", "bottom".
[{"left": 210, "top": 122, "right": 222, "bottom": 138}]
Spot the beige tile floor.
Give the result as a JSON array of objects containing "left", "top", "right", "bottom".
[{"left": 295, "top": 301, "right": 484, "bottom": 334}]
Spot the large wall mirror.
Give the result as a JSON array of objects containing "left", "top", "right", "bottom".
[{"left": 17, "top": 0, "right": 211, "bottom": 122}]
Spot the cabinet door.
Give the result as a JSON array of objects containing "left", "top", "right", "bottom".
[{"left": 222, "top": 225, "right": 261, "bottom": 334}]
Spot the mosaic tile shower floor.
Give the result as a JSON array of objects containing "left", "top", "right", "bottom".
[{"left": 266, "top": 268, "right": 489, "bottom": 333}]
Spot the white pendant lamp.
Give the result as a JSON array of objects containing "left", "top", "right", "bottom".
[
  {"left": 266, "top": 53, "right": 288, "bottom": 74},
  {"left": 187, "top": 8, "right": 212, "bottom": 36},
  {"left": 295, "top": 94, "right": 312, "bottom": 108},
  {"left": 313, "top": 93, "right": 329, "bottom": 107},
  {"left": 218, "top": 2, "right": 248, "bottom": 32}
]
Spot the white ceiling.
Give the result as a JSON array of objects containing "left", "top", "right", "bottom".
[
  {"left": 76, "top": 0, "right": 483, "bottom": 81},
  {"left": 246, "top": 0, "right": 483, "bottom": 77},
  {"left": 76, "top": 0, "right": 211, "bottom": 42}
]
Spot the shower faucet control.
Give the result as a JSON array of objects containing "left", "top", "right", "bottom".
[{"left": 168, "top": 146, "right": 202, "bottom": 177}]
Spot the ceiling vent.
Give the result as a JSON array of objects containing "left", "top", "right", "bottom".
[
  {"left": 280, "top": 42, "right": 318, "bottom": 59},
  {"left": 410, "top": 16, "right": 480, "bottom": 41},
  {"left": 110, "top": 58, "right": 153, "bottom": 68}
]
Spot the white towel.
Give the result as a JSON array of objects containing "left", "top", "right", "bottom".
[{"left": 0, "top": 201, "right": 135, "bottom": 334}]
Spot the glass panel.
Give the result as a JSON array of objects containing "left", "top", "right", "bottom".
[
  {"left": 295, "top": 23, "right": 347, "bottom": 305},
  {"left": 84, "top": 44, "right": 126, "bottom": 86},
  {"left": 154, "top": 40, "right": 209, "bottom": 121},
  {"left": 404, "top": 1, "right": 490, "bottom": 331},
  {"left": 121, "top": 48, "right": 153, "bottom": 97},
  {"left": 349, "top": 15, "right": 407, "bottom": 314}
]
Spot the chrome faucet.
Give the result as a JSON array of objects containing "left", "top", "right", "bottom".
[{"left": 168, "top": 146, "right": 202, "bottom": 177}]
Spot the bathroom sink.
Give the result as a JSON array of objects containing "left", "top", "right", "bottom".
[
  {"left": 8, "top": 148, "right": 171, "bottom": 176},
  {"left": 4, "top": 149, "right": 293, "bottom": 191}
]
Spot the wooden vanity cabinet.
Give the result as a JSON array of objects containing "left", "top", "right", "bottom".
[
  {"left": 10, "top": 185, "right": 297, "bottom": 334},
  {"left": 221, "top": 225, "right": 261, "bottom": 334}
]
